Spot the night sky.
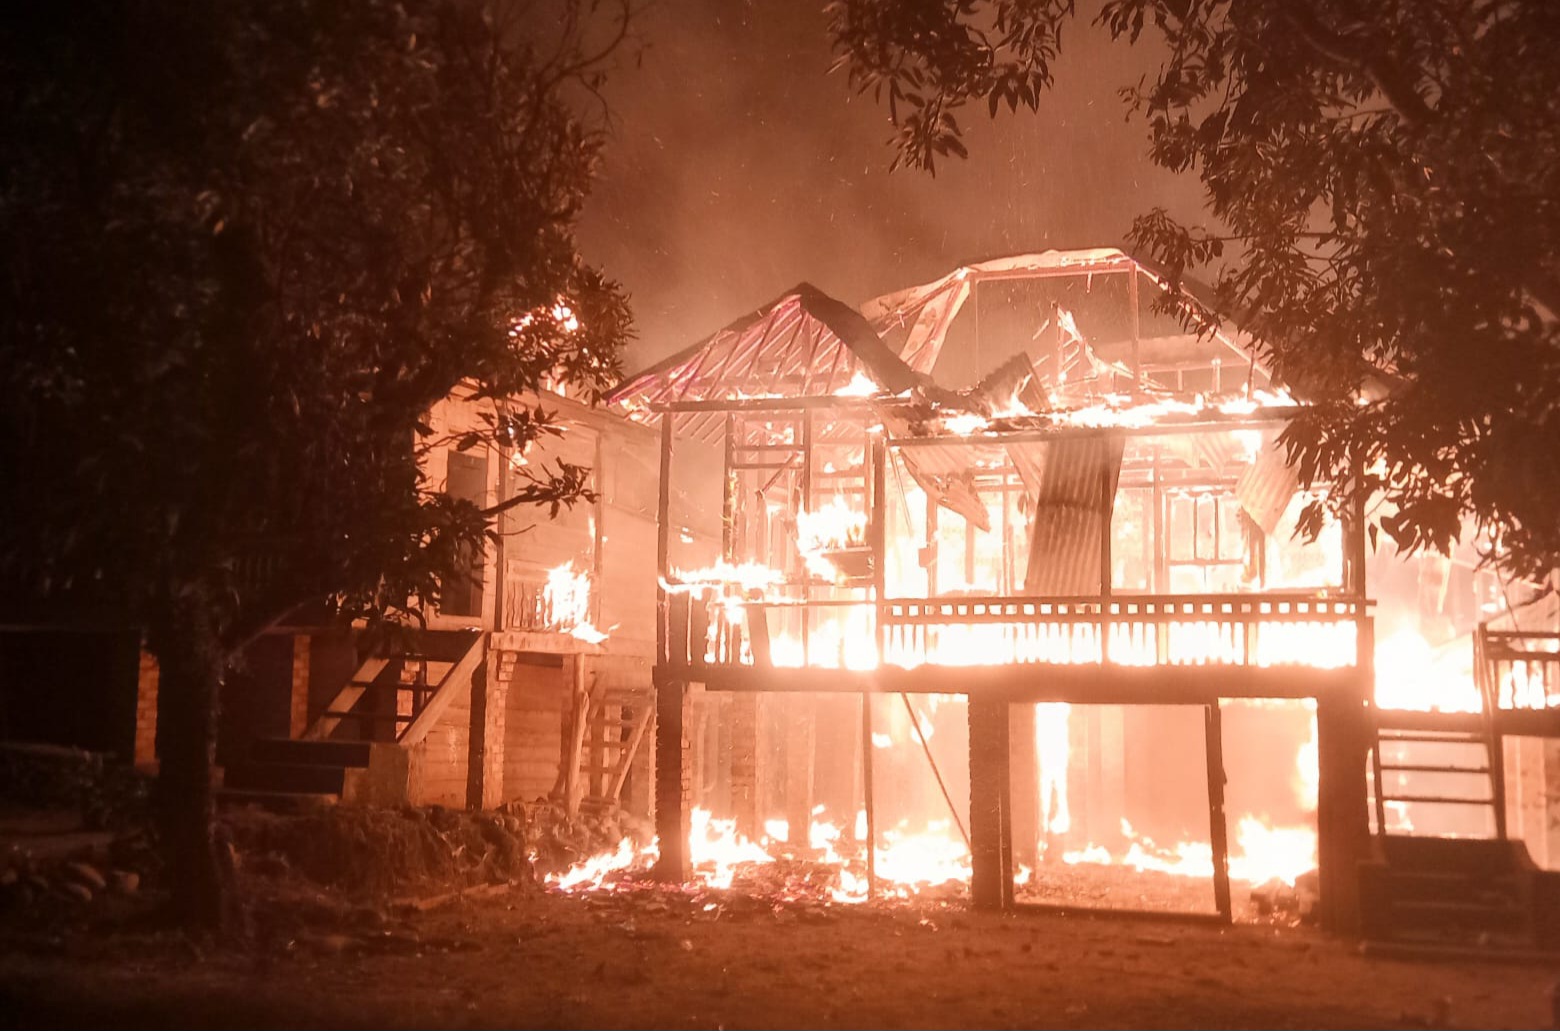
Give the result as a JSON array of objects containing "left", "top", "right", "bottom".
[{"left": 577, "top": 0, "right": 1206, "bottom": 370}]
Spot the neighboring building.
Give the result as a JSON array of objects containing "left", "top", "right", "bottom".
[{"left": 146, "top": 383, "right": 661, "bottom": 819}]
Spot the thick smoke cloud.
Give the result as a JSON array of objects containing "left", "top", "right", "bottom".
[{"left": 577, "top": 1, "right": 1206, "bottom": 370}]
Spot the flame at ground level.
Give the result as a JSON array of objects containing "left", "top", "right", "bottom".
[
  {"left": 546, "top": 807, "right": 1317, "bottom": 904},
  {"left": 1061, "top": 818, "right": 1315, "bottom": 887}
]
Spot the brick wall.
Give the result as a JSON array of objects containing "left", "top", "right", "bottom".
[
  {"left": 289, "top": 634, "right": 311, "bottom": 738},
  {"left": 497, "top": 655, "right": 567, "bottom": 804},
  {"left": 476, "top": 665, "right": 507, "bottom": 810}
]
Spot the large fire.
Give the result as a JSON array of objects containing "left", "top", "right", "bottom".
[
  {"left": 1373, "top": 625, "right": 1480, "bottom": 713},
  {"left": 549, "top": 611, "right": 1510, "bottom": 910},
  {"left": 547, "top": 690, "right": 1327, "bottom": 906},
  {"left": 638, "top": 537, "right": 1354, "bottom": 908},
  {"left": 545, "top": 801, "right": 1320, "bottom": 905},
  {"left": 543, "top": 562, "right": 608, "bottom": 644},
  {"left": 626, "top": 391, "right": 1537, "bottom": 916},
  {"left": 795, "top": 498, "right": 869, "bottom": 580}
]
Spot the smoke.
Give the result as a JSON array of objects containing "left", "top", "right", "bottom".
[{"left": 577, "top": 0, "right": 1205, "bottom": 368}]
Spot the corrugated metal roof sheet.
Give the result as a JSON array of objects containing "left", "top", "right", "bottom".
[
  {"left": 1022, "top": 435, "right": 1124, "bottom": 594},
  {"left": 897, "top": 443, "right": 996, "bottom": 531},
  {"left": 882, "top": 430, "right": 1122, "bottom": 590},
  {"left": 1236, "top": 440, "right": 1300, "bottom": 535}
]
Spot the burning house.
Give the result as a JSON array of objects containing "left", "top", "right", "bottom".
[{"left": 599, "top": 250, "right": 1560, "bottom": 938}]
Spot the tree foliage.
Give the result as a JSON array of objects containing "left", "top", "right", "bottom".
[
  {"left": 828, "top": 0, "right": 1560, "bottom": 585},
  {"left": 0, "top": 0, "right": 633, "bottom": 927}
]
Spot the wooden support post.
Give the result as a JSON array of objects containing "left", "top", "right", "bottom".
[
  {"left": 652, "top": 408, "right": 687, "bottom": 854},
  {"left": 494, "top": 421, "right": 509, "bottom": 633},
  {"left": 591, "top": 426, "right": 605, "bottom": 581},
  {"left": 965, "top": 517, "right": 977, "bottom": 585},
  {"left": 1316, "top": 687, "right": 1372, "bottom": 934},
  {"left": 1490, "top": 722, "right": 1509, "bottom": 842},
  {"left": 800, "top": 410, "right": 813, "bottom": 664},
  {"left": 861, "top": 692, "right": 876, "bottom": 897},
  {"left": 721, "top": 412, "right": 737, "bottom": 562},
  {"left": 1205, "top": 702, "right": 1233, "bottom": 922},
  {"left": 1001, "top": 469, "right": 1013, "bottom": 594},
  {"left": 1128, "top": 270, "right": 1142, "bottom": 394},
  {"left": 1344, "top": 467, "right": 1368, "bottom": 600},
  {"left": 563, "top": 654, "right": 589, "bottom": 816},
  {"left": 873, "top": 430, "right": 886, "bottom": 664},
  {"left": 588, "top": 670, "right": 607, "bottom": 802},
  {"left": 656, "top": 416, "right": 674, "bottom": 666},
  {"left": 466, "top": 658, "right": 505, "bottom": 810},
  {"left": 968, "top": 696, "right": 1013, "bottom": 910},
  {"left": 871, "top": 433, "right": 886, "bottom": 634},
  {"left": 865, "top": 431, "right": 886, "bottom": 897},
  {"left": 1099, "top": 439, "right": 1114, "bottom": 664},
  {"left": 653, "top": 673, "right": 690, "bottom": 882},
  {"left": 784, "top": 695, "right": 816, "bottom": 848},
  {"left": 1152, "top": 449, "right": 1169, "bottom": 661},
  {"left": 867, "top": 427, "right": 892, "bottom": 892}
]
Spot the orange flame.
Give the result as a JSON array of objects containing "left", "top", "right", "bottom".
[{"left": 544, "top": 563, "right": 607, "bottom": 644}]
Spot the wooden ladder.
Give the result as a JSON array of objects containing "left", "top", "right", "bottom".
[
  {"left": 558, "top": 656, "right": 653, "bottom": 815},
  {"left": 1371, "top": 712, "right": 1506, "bottom": 838},
  {"left": 1371, "top": 627, "right": 1510, "bottom": 839}
]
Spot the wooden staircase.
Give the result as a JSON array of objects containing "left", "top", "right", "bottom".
[
  {"left": 1361, "top": 624, "right": 1560, "bottom": 949},
  {"left": 307, "top": 629, "right": 485, "bottom": 744},
  {"left": 222, "top": 739, "right": 373, "bottom": 809},
  {"left": 221, "top": 630, "right": 484, "bottom": 809},
  {"left": 1359, "top": 835, "right": 1552, "bottom": 947},
  {"left": 556, "top": 657, "right": 653, "bottom": 816},
  {"left": 1371, "top": 711, "right": 1504, "bottom": 839}
]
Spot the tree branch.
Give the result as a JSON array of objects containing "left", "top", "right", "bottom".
[{"left": 1280, "top": 2, "right": 1437, "bottom": 126}]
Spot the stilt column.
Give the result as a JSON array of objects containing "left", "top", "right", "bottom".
[
  {"left": 969, "top": 695, "right": 1013, "bottom": 910},
  {"left": 653, "top": 674, "right": 690, "bottom": 882},
  {"left": 1316, "top": 684, "right": 1372, "bottom": 933}
]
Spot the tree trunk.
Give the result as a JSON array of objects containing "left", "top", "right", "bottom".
[{"left": 152, "top": 580, "right": 237, "bottom": 932}]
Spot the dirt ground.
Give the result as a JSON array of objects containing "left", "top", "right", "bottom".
[{"left": 1, "top": 880, "right": 1557, "bottom": 1030}]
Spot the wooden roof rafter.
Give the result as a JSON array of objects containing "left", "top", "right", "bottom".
[
  {"left": 605, "top": 283, "right": 922, "bottom": 440},
  {"left": 860, "top": 249, "right": 1266, "bottom": 385}
]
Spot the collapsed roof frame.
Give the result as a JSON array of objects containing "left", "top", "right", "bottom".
[
  {"left": 607, "top": 251, "right": 1270, "bottom": 448},
  {"left": 860, "top": 249, "right": 1263, "bottom": 384}
]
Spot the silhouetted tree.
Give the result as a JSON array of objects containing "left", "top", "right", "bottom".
[
  {"left": 829, "top": 0, "right": 1560, "bottom": 586},
  {"left": 0, "top": 0, "right": 632, "bottom": 930}
]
